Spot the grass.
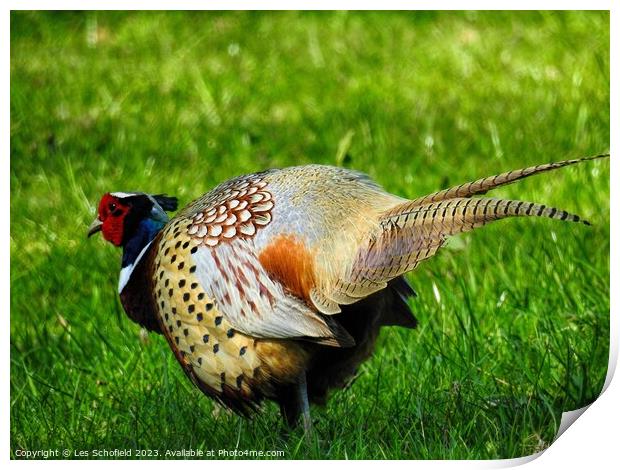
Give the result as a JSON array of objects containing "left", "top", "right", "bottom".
[{"left": 10, "top": 11, "right": 610, "bottom": 459}]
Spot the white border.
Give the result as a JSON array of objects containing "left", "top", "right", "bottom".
[
  {"left": 5, "top": 2, "right": 616, "bottom": 467},
  {"left": 2, "top": 1, "right": 616, "bottom": 10}
]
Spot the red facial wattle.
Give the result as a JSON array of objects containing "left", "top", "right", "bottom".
[{"left": 98, "top": 193, "right": 129, "bottom": 247}]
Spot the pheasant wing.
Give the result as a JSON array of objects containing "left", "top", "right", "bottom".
[
  {"left": 160, "top": 171, "right": 354, "bottom": 346},
  {"left": 190, "top": 238, "right": 353, "bottom": 346}
]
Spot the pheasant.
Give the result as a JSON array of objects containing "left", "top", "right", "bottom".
[{"left": 88, "top": 154, "right": 607, "bottom": 429}]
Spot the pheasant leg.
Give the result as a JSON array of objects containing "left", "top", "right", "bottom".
[{"left": 298, "top": 372, "right": 312, "bottom": 434}]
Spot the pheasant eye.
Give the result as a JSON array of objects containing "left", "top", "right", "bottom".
[{"left": 107, "top": 202, "right": 124, "bottom": 217}]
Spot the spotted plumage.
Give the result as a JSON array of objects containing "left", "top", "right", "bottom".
[{"left": 88, "top": 153, "right": 607, "bottom": 426}]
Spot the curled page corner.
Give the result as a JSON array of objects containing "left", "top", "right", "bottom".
[
  {"left": 490, "top": 405, "right": 594, "bottom": 468},
  {"left": 551, "top": 342, "right": 618, "bottom": 443},
  {"left": 554, "top": 405, "right": 591, "bottom": 441}
]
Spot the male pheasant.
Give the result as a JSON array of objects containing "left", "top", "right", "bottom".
[{"left": 88, "top": 154, "right": 607, "bottom": 428}]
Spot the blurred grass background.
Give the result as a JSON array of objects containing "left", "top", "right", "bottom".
[{"left": 10, "top": 11, "right": 609, "bottom": 459}]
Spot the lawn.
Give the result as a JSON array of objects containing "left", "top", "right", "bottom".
[{"left": 10, "top": 11, "right": 610, "bottom": 459}]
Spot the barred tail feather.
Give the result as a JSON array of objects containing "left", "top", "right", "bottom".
[
  {"left": 408, "top": 154, "right": 608, "bottom": 207},
  {"left": 351, "top": 197, "right": 588, "bottom": 284},
  {"left": 385, "top": 197, "right": 590, "bottom": 234}
]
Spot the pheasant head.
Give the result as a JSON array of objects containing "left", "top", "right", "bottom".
[
  {"left": 88, "top": 192, "right": 177, "bottom": 244},
  {"left": 88, "top": 192, "right": 178, "bottom": 291}
]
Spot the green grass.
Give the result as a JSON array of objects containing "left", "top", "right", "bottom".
[{"left": 10, "top": 11, "right": 609, "bottom": 459}]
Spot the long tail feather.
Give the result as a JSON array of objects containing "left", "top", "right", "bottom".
[
  {"left": 408, "top": 153, "right": 608, "bottom": 207},
  {"left": 384, "top": 197, "right": 589, "bottom": 233},
  {"left": 354, "top": 197, "right": 589, "bottom": 283}
]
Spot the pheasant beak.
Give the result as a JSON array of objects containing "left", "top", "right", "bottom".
[{"left": 87, "top": 218, "right": 103, "bottom": 238}]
